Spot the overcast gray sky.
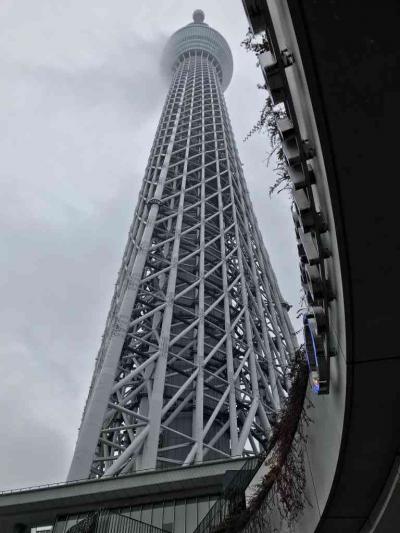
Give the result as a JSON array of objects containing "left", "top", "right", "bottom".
[{"left": 0, "top": 0, "right": 300, "bottom": 490}]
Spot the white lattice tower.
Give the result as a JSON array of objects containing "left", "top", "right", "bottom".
[{"left": 67, "top": 10, "right": 297, "bottom": 482}]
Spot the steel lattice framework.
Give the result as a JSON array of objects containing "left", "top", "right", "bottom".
[{"left": 67, "top": 11, "right": 297, "bottom": 482}]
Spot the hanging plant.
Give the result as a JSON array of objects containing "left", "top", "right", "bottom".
[
  {"left": 242, "top": 32, "right": 292, "bottom": 197},
  {"left": 241, "top": 29, "right": 271, "bottom": 55}
]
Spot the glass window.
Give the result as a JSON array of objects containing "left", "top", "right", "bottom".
[
  {"left": 162, "top": 501, "right": 175, "bottom": 532},
  {"left": 141, "top": 504, "right": 152, "bottom": 525},
  {"left": 185, "top": 500, "right": 197, "bottom": 533},
  {"left": 130, "top": 505, "right": 142, "bottom": 522},
  {"left": 152, "top": 504, "right": 163, "bottom": 529},
  {"left": 51, "top": 523, "right": 65, "bottom": 533},
  {"left": 197, "top": 497, "right": 210, "bottom": 525},
  {"left": 174, "top": 501, "right": 186, "bottom": 533}
]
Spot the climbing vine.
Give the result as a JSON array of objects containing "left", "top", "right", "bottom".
[
  {"left": 213, "top": 352, "right": 311, "bottom": 532},
  {"left": 243, "top": 354, "right": 312, "bottom": 532}
]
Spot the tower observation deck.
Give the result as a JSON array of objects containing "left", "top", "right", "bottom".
[{"left": 67, "top": 10, "right": 297, "bottom": 483}]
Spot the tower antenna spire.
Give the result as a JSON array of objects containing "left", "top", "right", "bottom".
[{"left": 192, "top": 9, "right": 205, "bottom": 23}]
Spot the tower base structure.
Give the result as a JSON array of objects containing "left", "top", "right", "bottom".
[{"left": 0, "top": 457, "right": 261, "bottom": 533}]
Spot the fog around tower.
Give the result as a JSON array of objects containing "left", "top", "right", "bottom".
[{"left": 0, "top": 0, "right": 300, "bottom": 489}]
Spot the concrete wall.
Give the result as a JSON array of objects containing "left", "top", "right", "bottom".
[{"left": 243, "top": 1, "right": 348, "bottom": 531}]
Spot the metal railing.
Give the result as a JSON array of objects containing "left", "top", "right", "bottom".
[
  {"left": 55, "top": 509, "right": 170, "bottom": 533},
  {"left": 192, "top": 456, "right": 263, "bottom": 533}
]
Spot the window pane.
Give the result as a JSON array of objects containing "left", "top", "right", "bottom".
[
  {"left": 162, "top": 501, "right": 174, "bottom": 532},
  {"left": 185, "top": 500, "right": 197, "bottom": 533},
  {"left": 174, "top": 501, "right": 186, "bottom": 533}
]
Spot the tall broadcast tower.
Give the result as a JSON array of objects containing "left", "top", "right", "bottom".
[{"left": 68, "top": 10, "right": 296, "bottom": 484}]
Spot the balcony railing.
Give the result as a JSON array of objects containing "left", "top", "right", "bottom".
[
  {"left": 54, "top": 509, "right": 170, "bottom": 533},
  {"left": 192, "top": 456, "right": 263, "bottom": 533}
]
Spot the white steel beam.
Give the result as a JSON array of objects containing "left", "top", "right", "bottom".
[{"left": 68, "top": 21, "right": 295, "bottom": 481}]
